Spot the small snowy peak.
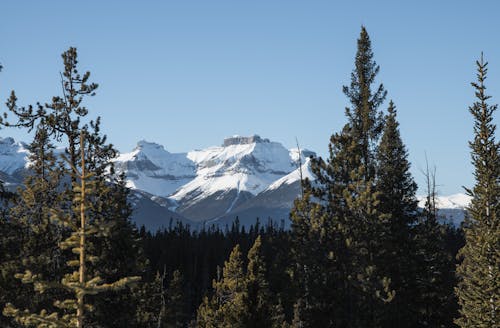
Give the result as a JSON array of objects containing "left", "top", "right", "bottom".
[
  {"left": 267, "top": 157, "right": 315, "bottom": 191},
  {"left": 117, "top": 140, "right": 195, "bottom": 176},
  {"left": 289, "top": 148, "right": 316, "bottom": 166},
  {"left": 0, "top": 137, "right": 29, "bottom": 174},
  {"left": 417, "top": 193, "right": 472, "bottom": 209},
  {"left": 115, "top": 140, "right": 196, "bottom": 197},
  {"left": 117, "top": 140, "right": 170, "bottom": 164}
]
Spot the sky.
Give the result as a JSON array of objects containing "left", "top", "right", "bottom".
[{"left": 1, "top": 0, "right": 499, "bottom": 195}]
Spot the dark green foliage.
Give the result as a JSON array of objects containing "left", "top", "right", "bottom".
[
  {"left": 375, "top": 101, "right": 420, "bottom": 327},
  {"left": 0, "top": 202, "right": 22, "bottom": 328},
  {"left": 412, "top": 163, "right": 458, "bottom": 327},
  {"left": 455, "top": 54, "right": 500, "bottom": 327},
  {"left": 86, "top": 174, "right": 148, "bottom": 327},
  {"left": 0, "top": 124, "right": 66, "bottom": 327},
  {"left": 4, "top": 132, "right": 141, "bottom": 327},
  {"left": 291, "top": 25, "right": 392, "bottom": 327},
  {"left": 291, "top": 298, "right": 306, "bottom": 328},
  {"left": 197, "top": 244, "right": 248, "bottom": 327},
  {"left": 165, "top": 270, "right": 189, "bottom": 328},
  {"left": 135, "top": 270, "right": 167, "bottom": 328},
  {"left": 245, "top": 235, "right": 275, "bottom": 328},
  {"left": 0, "top": 48, "right": 145, "bottom": 327},
  {"left": 196, "top": 236, "right": 283, "bottom": 327}
]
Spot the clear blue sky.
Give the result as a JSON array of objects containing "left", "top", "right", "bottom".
[{"left": 1, "top": 0, "right": 499, "bottom": 195}]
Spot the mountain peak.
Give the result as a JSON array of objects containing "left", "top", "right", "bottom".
[
  {"left": 223, "top": 135, "right": 270, "bottom": 147},
  {"left": 136, "top": 140, "right": 168, "bottom": 152},
  {"left": 0, "top": 136, "right": 29, "bottom": 175},
  {"left": 0, "top": 137, "right": 16, "bottom": 145}
]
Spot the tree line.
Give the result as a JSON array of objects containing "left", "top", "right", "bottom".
[{"left": 0, "top": 26, "right": 498, "bottom": 327}]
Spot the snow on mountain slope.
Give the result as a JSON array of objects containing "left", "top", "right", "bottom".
[
  {"left": 114, "top": 140, "right": 196, "bottom": 197},
  {"left": 172, "top": 136, "right": 296, "bottom": 201},
  {"left": 417, "top": 193, "right": 471, "bottom": 225},
  {"left": 0, "top": 134, "right": 475, "bottom": 229},
  {"left": 266, "top": 157, "right": 314, "bottom": 191},
  {"left": 0, "top": 137, "right": 29, "bottom": 175},
  {"left": 169, "top": 135, "right": 301, "bottom": 220},
  {"left": 417, "top": 193, "right": 471, "bottom": 210},
  {"left": 289, "top": 147, "right": 316, "bottom": 165}
]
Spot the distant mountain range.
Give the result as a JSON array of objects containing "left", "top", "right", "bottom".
[{"left": 0, "top": 135, "right": 471, "bottom": 230}]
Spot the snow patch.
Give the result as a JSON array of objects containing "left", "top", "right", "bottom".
[
  {"left": 417, "top": 193, "right": 472, "bottom": 209},
  {"left": 267, "top": 157, "right": 315, "bottom": 190},
  {"left": 0, "top": 137, "right": 29, "bottom": 174}
]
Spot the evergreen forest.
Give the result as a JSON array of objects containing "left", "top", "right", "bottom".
[{"left": 0, "top": 27, "right": 498, "bottom": 327}]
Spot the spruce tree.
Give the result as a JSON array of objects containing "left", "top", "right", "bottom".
[
  {"left": 246, "top": 235, "right": 275, "bottom": 328},
  {"left": 291, "top": 25, "right": 390, "bottom": 327},
  {"left": 197, "top": 245, "right": 248, "bottom": 328},
  {"left": 165, "top": 270, "right": 188, "bottom": 328},
  {"left": 135, "top": 270, "right": 167, "bottom": 328},
  {"left": 455, "top": 54, "right": 500, "bottom": 327},
  {"left": 375, "top": 101, "right": 419, "bottom": 326},
  {"left": 290, "top": 185, "right": 334, "bottom": 327}
]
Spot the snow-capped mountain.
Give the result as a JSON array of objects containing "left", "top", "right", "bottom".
[
  {"left": 417, "top": 193, "right": 472, "bottom": 226},
  {"left": 213, "top": 159, "right": 314, "bottom": 228},
  {"left": 0, "top": 137, "right": 29, "bottom": 185},
  {"left": 114, "top": 140, "right": 196, "bottom": 197},
  {"left": 417, "top": 193, "right": 472, "bottom": 210},
  {"left": 114, "top": 135, "right": 312, "bottom": 222},
  {"left": 0, "top": 137, "right": 28, "bottom": 174},
  {"left": 170, "top": 135, "right": 303, "bottom": 220},
  {"left": 0, "top": 134, "right": 472, "bottom": 230}
]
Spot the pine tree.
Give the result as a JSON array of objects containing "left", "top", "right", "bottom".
[
  {"left": 290, "top": 185, "right": 334, "bottom": 327},
  {"left": 246, "top": 235, "right": 275, "bottom": 328},
  {"left": 165, "top": 270, "right": 188, "bottom": 328},
  {"left": 271, "top": 298, "right": 289, "bottom": 328},
  {"left": 135, "top": 270, "right": 167, "bottom": 328},
  {"left": 375, "top": 101, "right": 419, "bottom": 326},
  {"left": 0, "top": 186, "right": 22, "bottom": 328},
  {"left": 1, "top": 47, "right": 148, "bottom": 327},
  {"left": 455, "top": 54, "right": 500, "bottom": 327},
  {"left": 338, "top": 27, "right": 391, "bottom": 325},
  {"left": 3, "top": 131, "right": 141, "bottom": 327},
  {"left": 197, "top": 245, "right": 248, "bottom": 328},
  {"left": 291, "top": 298, "right": 306, "bottom": 328},
  {"left": 1, "top": 123, "right": 67, "bottom": 323},
  {"left": 290, "top": 25, "right": 390, "bottom": 327}
]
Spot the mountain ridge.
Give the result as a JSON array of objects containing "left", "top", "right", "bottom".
[{"left": 0, "top": 134, "right": 471, "bottom": 229}]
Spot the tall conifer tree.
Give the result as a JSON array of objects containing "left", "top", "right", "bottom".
[
  {"left": 4, "top": 123, "right": 66, "bottom": 320},
  {"left": 291, "top": 26, "right": 390, "bottom": 327},
  {"left": 246, "top": 235, "right": 275, "bottom": 328},
  {"left": 3, "top": 132, "right": 141, "bottom": 327},
  {"left": 164, "top": 269, "right": 188, "bottom": 328},
  {"left": 197, "top": 245, "right": 248, "bottom": 328},
  {"left": 0, "top": 47, "right": 147, "bottom": 327},
  {"left": 455, "top": 54, "right": 500, "bottom": 327},
  {"left": 375, "top": 101, "right": 419, "bottom": 326}
]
